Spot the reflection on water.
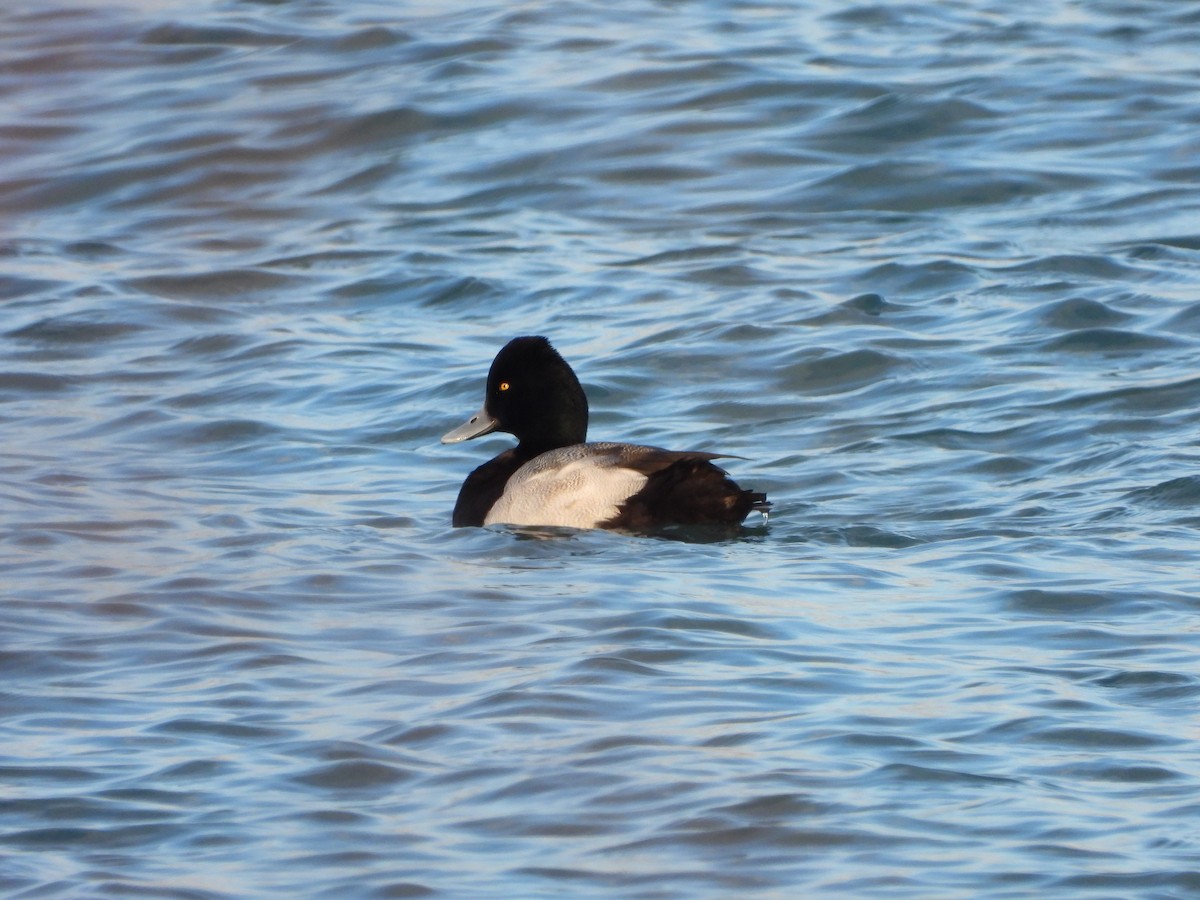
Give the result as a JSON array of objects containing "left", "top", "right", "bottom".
[{"left": 3, "top": 0, "right": 1200, "bottom": 896}]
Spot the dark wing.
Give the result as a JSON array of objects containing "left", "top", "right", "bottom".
[{"left": 600, "top": 445, "right": 769, "bottom": 530}]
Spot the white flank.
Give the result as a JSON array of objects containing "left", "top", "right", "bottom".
[{"left": 484, "top": 444, "right": 649, "bottom": 529}]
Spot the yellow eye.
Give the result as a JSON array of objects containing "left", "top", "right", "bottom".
[{"left": 499, "top": 382, "right": 510, "bottom": 392}]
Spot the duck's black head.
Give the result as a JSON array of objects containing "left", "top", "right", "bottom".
[{"left": 442, "top": 336, "right": 588, "bottom": 451}]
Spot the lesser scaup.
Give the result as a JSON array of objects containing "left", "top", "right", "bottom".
[{"left": 442, "top": 336, "right": 770, "bottom": 531}]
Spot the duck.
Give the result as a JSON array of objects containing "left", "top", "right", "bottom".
[{"left": 442, "top": 336, "right": 769, "bottom": 531}]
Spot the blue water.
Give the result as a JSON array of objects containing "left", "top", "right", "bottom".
[{"left": 3, "top": 1, "right": 1200, "bottom": 896}]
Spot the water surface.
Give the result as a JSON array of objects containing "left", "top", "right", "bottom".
[{"left": 3, "top": 0, "right": 1200, "bottom": 896}]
